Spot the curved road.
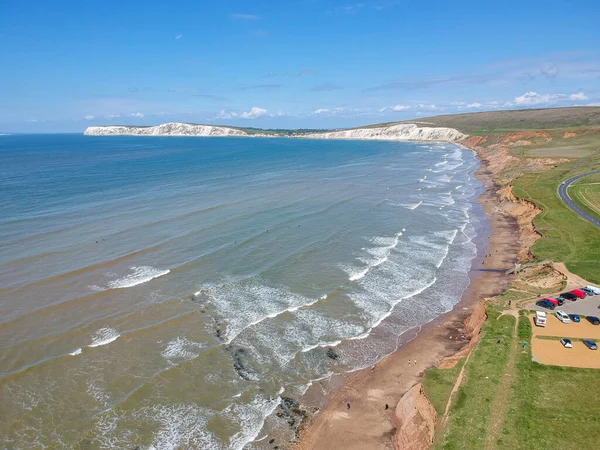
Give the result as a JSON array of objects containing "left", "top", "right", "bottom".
[{"left": 557, "top": 169, "right": 600, "bottom": 228}]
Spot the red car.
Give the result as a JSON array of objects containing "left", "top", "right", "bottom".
[
  {"left": 571, "top": 289, "right": 587, "bottom": 299},
  {"left": 542, "top": 297, "right": 560, "bottom": 306}
]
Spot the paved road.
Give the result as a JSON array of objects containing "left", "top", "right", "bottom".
[{"left": 557, "top": 170, "right": 600, "bottom": 228}]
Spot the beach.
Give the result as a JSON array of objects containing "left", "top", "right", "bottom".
[{"left": 293, "top": 149, "right": 521, "bottom": 450}]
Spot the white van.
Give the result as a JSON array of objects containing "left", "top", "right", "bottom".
[
  {"left": 555, "top": 310, "right": 571, "bottom": 324},
  {"left": 584, "top": 285, "right": 600, "bottom": 295},
  {"left": 535, "top": 311, "right": 547, "bottom": 327}
]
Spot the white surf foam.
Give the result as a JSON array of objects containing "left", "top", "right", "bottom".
[
  {"left": 88, "top": 327, "right": 120, "bottom": 348},
  {"left": 107, "top": 266, "right": 170, "bottom": 289},
  {"left": 161, "top": 336, "right": 204, "bottom": 363},
  {"left": 406, "top": 200, "right": 423, "bottom": 210},
  {"left": 69, "top": 348, "right": 82, "bottom": 356}
]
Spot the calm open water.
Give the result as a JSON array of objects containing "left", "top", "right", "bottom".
[{"left": 0, "top": 134, "right": 485, "bottom": 449}]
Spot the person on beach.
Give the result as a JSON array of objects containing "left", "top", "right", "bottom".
[
  {"left": 347, "top": 403, "right": 351, "bottom": 410},
  {"left": 371, "top": 365, "right": 375, "bottom": 371}
]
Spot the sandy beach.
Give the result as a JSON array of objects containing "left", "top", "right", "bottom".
[{"left": 293, "top": 150, "right": 522, "bottom": 450}]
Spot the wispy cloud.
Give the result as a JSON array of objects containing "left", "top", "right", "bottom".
[
  {"left": 105, "top": 114, "right": 121, "bottom": 119},
  {"left": 379, "top": 104, "right": 410, "bottom": 112},
  {"left": 264, "top": 69, "right": 314, "bottom": 78},
  {"left": 217, "top": 107, "right": 286, "bottom": 120},
  {"left": 231, "top": 13, "right": 258, "bottom": 20},
  {"left": 84, "top": 115, "right": 95, "bottom": 120},
  {"left": 511, "top": 90, "right": 588, "bottom": 106},
  {"left": 131, "top": 112, "right": 144, "bottom": 118},
  {"left": 175, "top": 34, "right": 183, "bottom": 40},
  {"left": 309, "top": 83, "right": 343, "bottom": 92},
  {"left": 237, "top": 84, "right": 283, "bottom": 91}
]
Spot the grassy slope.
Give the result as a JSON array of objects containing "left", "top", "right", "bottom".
[
  {"left": 433, "top": 310, "right": 600, "bottom": 450},
  {"left": 512, "top": 155, "right": 600, "bottom": 284},
  {"left": 435, "top": 309, "right": 515, "bottom": 449},
  {"left": 397, "top": 107, "right": 600, "bottom": 135},
  {"left": 497, "top": 316, "right": 600, "bottom": 450},
  {"left": 422, "top": 359, "right": 465, "bottom": 415}
]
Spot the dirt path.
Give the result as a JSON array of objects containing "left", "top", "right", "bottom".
[
  {"left": 439, "top": 343, "right": 474, "bottom": 428},
  {"left": 483, "top": 311, "right": 519, "bottom": 450}
]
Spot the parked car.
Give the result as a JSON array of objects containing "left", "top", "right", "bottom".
[
  {"left": 560, "top": 338, "right": 573, "bottom": 348},
  {"left": 583, "top": 339, "right": 598, "bottom": 350},
  {"left": 536, "top": 300, "right": 556, "bottom": 310},
  {"left": 555, "top": 310, "right": 571, "bottom": 323},
  {"left": 582, "top": 287, "right": 597, "bottom": 296},
  {"left": 535, "top": 311, "right": 547, "bottom": 327},
  {"left": 571, "top": 289, "right": 587, "bottom": 299},
  {"left": 561, "top": 292, "right": 578, "bottom": 301},
  {"left": 586, "top": 316, "right": 600, "bottom": 325},
  {"left": 543, "top": 297, "right": 564, "bottom": 306},
  {"left": 583, "top": 285, "right": 600, "bottom": 295},
  {"left": 569, "top": 313, "right": 581, "bottom": 323}
]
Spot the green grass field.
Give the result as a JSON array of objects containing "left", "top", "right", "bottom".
[
  {"left": 422, "top": 358, "right": 465, "bottom": 415},
  {"left": 570, "top": 172, "right": 600, "bottom": 221},
  {"left": 512, "top": 156, "right": 600, "bottom": 284},
  {"left": 430, "top": 309, "right": 600, "bottom": 450},
  {"left": 497, "top": 316, "right": 600, "bottom": 450},
  {"left": 434, "top": 309, "right": 515, "bottom": 449},
  {"left": 509, "top": 128, "right": 600, "bottom": 159}
]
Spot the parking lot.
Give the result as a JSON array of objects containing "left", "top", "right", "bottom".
[
  {"left": 526, "top": 293, "right": 600, "bottom": 317},
  {"left": 529, "top": 315, "right": 600, "bottom": 339},
  {"left": 531, "top": 338, "right": 600, "bottom": 368},
  {"left": 530, "top": 314, "right": 600, "bottom": 368}
]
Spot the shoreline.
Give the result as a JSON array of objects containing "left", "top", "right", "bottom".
[{"left": 292, "top": 145, "right": 521, "bottom": 449}]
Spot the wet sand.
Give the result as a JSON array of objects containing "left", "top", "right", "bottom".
[{"left": 294, "top": 154, "right": 521, "bottom": 450}]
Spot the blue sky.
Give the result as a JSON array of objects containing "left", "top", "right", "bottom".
[{"left": 1, "top": 0, "right": 599, "bottom": 132}]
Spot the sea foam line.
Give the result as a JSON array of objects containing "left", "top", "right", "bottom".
[{"left": 107, "top": 266, "right": 170, "bottom": 289}]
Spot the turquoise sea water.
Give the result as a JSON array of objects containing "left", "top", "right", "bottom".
[{"left": 0, "top": 135, "right": 485, "bottom": 449}]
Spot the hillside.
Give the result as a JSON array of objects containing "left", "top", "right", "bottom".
[{"left": 397, "top": 106, "right": 600, "bottom": 134}]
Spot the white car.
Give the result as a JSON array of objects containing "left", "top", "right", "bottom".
[
  {"left": 555, "top": 310, "right": 571, "bottom": 324},
  {"left": 560, "top": 338, "right": 573, "bottom": 348},
  {"left": 584, "top": 285, "right": 600, "bottom": 295}
]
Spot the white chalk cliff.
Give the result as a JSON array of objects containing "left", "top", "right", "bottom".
[
  {"left": 84, "top": 122, "right": 250, "bottom": 137},
  {"left": 302, "top": 124, "right": 466, "bottom": 142},
  {"left": 84, "top": 122, "right": 466, "bottom": 142}
]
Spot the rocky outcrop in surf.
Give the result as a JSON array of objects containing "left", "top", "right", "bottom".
[
  {"left": 302, "top": 124, "right": 466, "bottom": 142},
  {"left": 84, "top": 122, "right": 250, "bottom": 137}
]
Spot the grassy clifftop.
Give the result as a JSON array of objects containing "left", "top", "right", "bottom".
[{"left": 397, "top": 106, "right": 600, "bottom": 135}]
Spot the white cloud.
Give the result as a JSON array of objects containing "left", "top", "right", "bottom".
[
  {"left": 84, "top": 115, "right": 95, "bottom": 120},
  {"left": 175, "top": 34, "right": 183, "bottom": 40},
  {"left": 513, "top": 91, "right": 556, "bottom": 106},
  {"left": 512, "top": 91, "right": 589, "bottom": 106},
  {"left": 217, "top": 109, "right": 238, "bottom": 119},
  {"left": 131, "top": 112, "right": 144, "bottom": 118},
  {"left": 379, "top": 105, "right": 410, "bottom": 112},
  {"left": 416, "top": 104, "right": 438, "bottom": 110},
  {"left": 570, "top": 92, "right": 588, "bottom": 101},
  {"left": 231, "top": 13, "right": 258, "bottom": 20},
  {"left": 105, "top": 114, "right": 121, "bottom": 119},
  {"left": 240, "top": 107, "right": 268, "bottom": 118},
  {"left": 466, "top": 102, "right": 482, "bottom": 108},
  {"left": 313, "top": 108, "right": 330, "bottom": 115},
  {"left": 217, "top": 107, "right": 271, "bottom": 119}
]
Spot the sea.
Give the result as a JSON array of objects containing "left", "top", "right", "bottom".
[{"left": 0, "top": 134, "right": 486, "bottom": 449}]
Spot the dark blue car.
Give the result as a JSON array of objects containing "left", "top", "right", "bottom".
[
  {"left": 583, "top": 339, "right": 598, "bottom": 350},
  {"left": 587, "top": 316, "right": 600, "bottom": 325},
  {"left": 569, "top": 314, "right": 581, "bottom": 323},
  {"left": 536, "top": 300, "right": 555, "bottom": 310}
]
